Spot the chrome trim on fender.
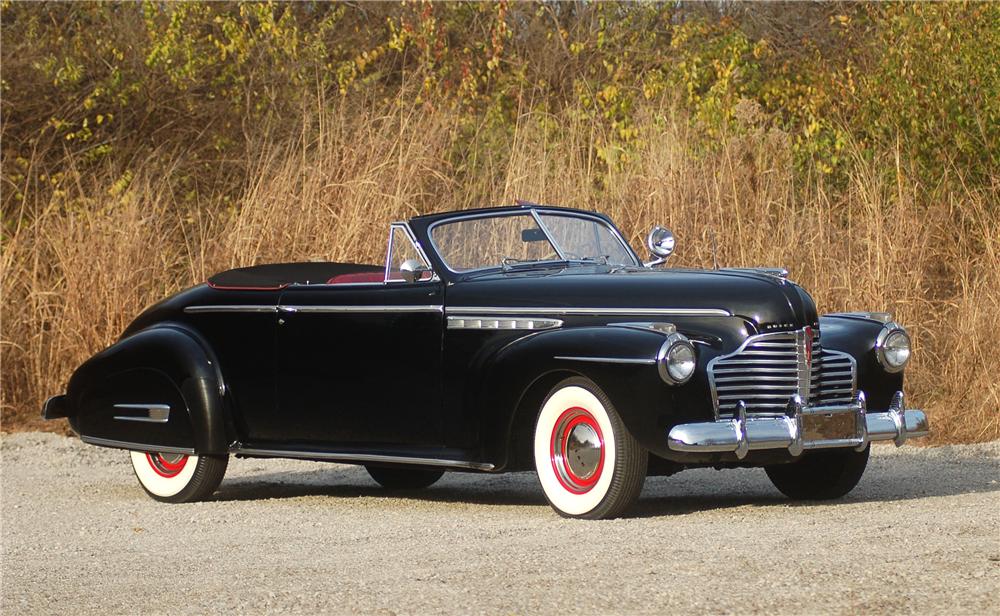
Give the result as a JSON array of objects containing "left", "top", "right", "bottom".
[
  {"left": 186, "top": 304, "right": 444, "bottom": 314},
  {"left": 80, "top": 435, "right": 195, "bottom": 455},
  {"left": 609, "top": 322, "right": 677, "bottom": 335},
  {"left": 184, "top": 305, "right": 278, "bottom": 314},
  {"left": 666, "top": 390, "right": 929, "bottom": 457},
  {"left": 446, "top": 306, "right": 732, "bottom": 317},
  {"left": 722, "top": 267, "right": 790, "bottom": 280},
  {"left": 233, "top": 447, "right": 495, "bottom": 471},
  {"left": 826, "top": 311, "right": 893, "bottom": 324},
  {"left": 289, "top": 282, "right": 386, "bottom": 289},
  {"left": 280, "top": 305, "right": 443, "bottom": 314},
  {"left": 555, "top": 355, "right": 657, "bottom": 365},
  {"left": 447, "top": 316, "right": 562, "bottom": 330},
  {"left": 113, "top": 403, "right": 170, "bottom": 423}
]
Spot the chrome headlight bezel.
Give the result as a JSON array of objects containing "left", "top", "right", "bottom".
[
  {"left": 657, "top": 333, "right": 697, "bottom": 385},
  {"left": 875, "top": 323, "right": 911, "bottom": 373}
]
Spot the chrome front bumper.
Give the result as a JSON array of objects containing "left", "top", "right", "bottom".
[{"left": 667, "top": 391, "right": 929, "bottom": 459}]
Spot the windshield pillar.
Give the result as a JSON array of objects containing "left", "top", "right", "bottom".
[{"left": 529, "top": 208, "right": 567, "bottom": 261}]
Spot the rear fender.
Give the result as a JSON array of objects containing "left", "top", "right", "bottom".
[{"left": 66, "top": 324, "right": 231, "bottom": 453}]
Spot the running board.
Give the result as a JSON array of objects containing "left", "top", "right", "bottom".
[
  {"left": 80, "top": 435, "right": 196, "bottom": 456},
  {"left": 232, "top": 446, "right": 495, "bottom": 471}
]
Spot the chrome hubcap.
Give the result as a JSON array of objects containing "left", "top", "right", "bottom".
[
  {"left": 565, "top": 423, "right": 602, "bottom": 480},
  {"left": 158, "top": 453, "right": 185, "bottom": 465},
  {"left": 550, "top": 407, "right": 605, "bottom": 494}
]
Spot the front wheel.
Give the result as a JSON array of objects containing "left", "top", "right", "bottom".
[
  {"left": 129, "top": 451, "right": 228, "bottom": 503},
  {"left": 765, "top": 445, "right": 870, "bottom": 500},
  {"left": 533, "top": 377, "right": 647, "bottom": 519}
]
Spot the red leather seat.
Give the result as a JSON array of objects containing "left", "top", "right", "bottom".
[{"left": 327, "top": 272, "right": 384, "bottom": 284}]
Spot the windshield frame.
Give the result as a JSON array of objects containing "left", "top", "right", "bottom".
[{"left": 426, "top": 207, "right": 640, "bottom": 276}]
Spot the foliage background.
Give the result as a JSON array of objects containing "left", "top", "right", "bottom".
[{"left": 2, "top": 1, "right": 998, "bottom": 442}]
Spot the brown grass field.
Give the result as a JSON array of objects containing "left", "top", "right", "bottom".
[{"left": 2, "top": 102, "right": 998, "bottom": 443}]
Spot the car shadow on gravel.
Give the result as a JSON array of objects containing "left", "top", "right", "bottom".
[
  {"left": 209, "top": 453, "right": 999, "bottom": 515},
  {"left": 633, "top": 458, "right": 1000, "bottom": 518},
  {"left": 213, "top": 469, "right": 549, "bottom": 507}
]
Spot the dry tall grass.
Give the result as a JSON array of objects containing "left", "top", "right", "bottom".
[{"left": 2, "top": 102, "right": 997, "bottom": 443}]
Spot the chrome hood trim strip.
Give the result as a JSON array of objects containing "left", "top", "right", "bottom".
[
  {"left": 186, "top": 305, "right": 443, "bottom": 314},
  {"left": 279, "top": 305, "right": 443, "bottom": 314},
  {"left": 445, "top": 306, "right": 731, "bottom": 317},
  {"left": 185, "top": 305, "right": 278, "bottom": 314}
]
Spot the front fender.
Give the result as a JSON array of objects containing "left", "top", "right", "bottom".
[
  {"left": 820, "top": 314, "right": 904, "bottom": 410},
  {"left": 65, "top": 324, "right": 231, "bottom": 453},
  {"left": 479, "top": 326, "right": 703, "bottom": 468}
]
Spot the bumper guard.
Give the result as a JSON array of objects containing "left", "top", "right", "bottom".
[{"left": 667, "top": 391, "right": 929, "bottom": 459}]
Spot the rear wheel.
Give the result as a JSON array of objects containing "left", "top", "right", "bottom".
[
  {"left": 365, "top": 465, "right": 444, "bottom": 490},
  {"left": 129, "top": 451, "right": 228, "bottom": 503},
  {"left": 533, "top": 377, "right": 647, "bottom": 519},
  {"left": 765, "top": 445, "right": 870, "bottom": 500}
]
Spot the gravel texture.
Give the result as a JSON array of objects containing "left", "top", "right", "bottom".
[{"left": 2, "top": 432, "right": 998, "bottom": 615}]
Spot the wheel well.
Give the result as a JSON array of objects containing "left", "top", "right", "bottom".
[{"left": 506, "top": 370, "right": 579, "bottom": 472}]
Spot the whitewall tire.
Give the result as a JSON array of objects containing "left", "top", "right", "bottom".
[
  {"left": 129, "top": 451, "right": 228, "bottom": 503},
  {"left": 534, "top": 377, "right": 647, "bottom": 519}
]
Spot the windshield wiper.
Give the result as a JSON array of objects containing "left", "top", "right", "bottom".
[
  {"left": 500, "top": 256, "right": 526, "bottom": 271},
  {"left": 569, "top": 255, "right": 610, "bottom": 265},
  {"left": 499, "top": 257, "right": 571, "bottom": 273},
  {"left": 464, "top": 256, "right": 607, "bottom": 280}
]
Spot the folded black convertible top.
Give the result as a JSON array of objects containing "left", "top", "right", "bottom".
[{"left": 207, "top": 262, "right": 381, "bottom": 289}]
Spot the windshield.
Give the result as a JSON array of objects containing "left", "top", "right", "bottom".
[
  {"left": 537, "top": 213, "right": 635, "bottom": 266},
  {"left": 430, "top": 210, "right": 636, "bottom": 272}
]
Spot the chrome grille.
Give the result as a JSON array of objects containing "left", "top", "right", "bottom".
[
  {"left": 815, "top": 348, "right": 856, "bottom": 407},
  {"left": 709, "top": 328, "right": 856, "bottom": 417}
]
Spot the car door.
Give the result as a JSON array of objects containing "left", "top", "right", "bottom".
[{"left": 270, "top": 224, "right": 444, "bottom": 448}]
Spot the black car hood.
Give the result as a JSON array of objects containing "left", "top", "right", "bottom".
[{"left": 448, "top": 266, "right": 818, "bottom": 329}]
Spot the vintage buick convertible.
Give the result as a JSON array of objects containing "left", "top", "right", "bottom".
[{"left": 44, "top": 204, "right": 928, "bottom": 518}]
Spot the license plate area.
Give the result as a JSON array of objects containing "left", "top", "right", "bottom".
[{"left": 803, "top": 412, "right": 856, "bottom": 441}]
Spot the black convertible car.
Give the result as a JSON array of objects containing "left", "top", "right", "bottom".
[{"left": 44, "top": 204, "right": 928, "bottom": 518}]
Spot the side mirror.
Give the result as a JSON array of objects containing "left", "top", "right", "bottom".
[
  {"left": 644, "top": 226, "right": 675, "bottom": 267},
  {"left": 398, "top": 258, "right": 429, "bottom": 283}
]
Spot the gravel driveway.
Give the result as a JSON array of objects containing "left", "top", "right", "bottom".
[{"left": 3, "top": 432, "right": 998, "bottom": 615}]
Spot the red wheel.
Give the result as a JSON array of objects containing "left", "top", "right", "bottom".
[
  {"left": 145, "top": 452, "right": 189, "bottom": 478},
  {"left": 549, "top": 407, "right": 606, "bottom": 494}
]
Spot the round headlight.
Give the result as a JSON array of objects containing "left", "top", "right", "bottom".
[
  {"left": 658, "top": 335, "right": 696, "bottom": 384},
  {"left": 876, "top": 324, "right": 911, "bottom": 373}
]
